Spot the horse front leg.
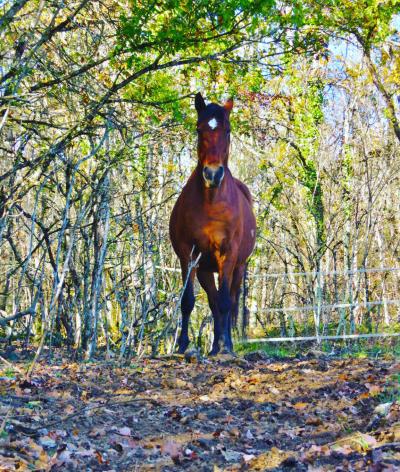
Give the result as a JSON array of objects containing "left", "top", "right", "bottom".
[
  {"left": 177, "top": 259, "right": 196, "bottom": 354},
  {"left": 229, "top": 263, "right": 247, "bottom": 341},
  {"left": 218, "top": 277, "right": 234, "bottom": 353},
  {"left": 197, "top": 270, "right": 221, "bottom": 355},
  {"left": 216, "top": 256, "right": 236, "bottom": 354}
]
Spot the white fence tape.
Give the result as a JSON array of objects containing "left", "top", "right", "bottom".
[
  {"left": 249, "top": 267, "right": 400, "bottom": 279},
  {"left": 243, "top": 333, "right": 400, "bottom": 343},
  {"left": 256, "top": 299, "right": 400, "bottom": 313},
  {"left": 158, "top": 265, "right": 400, "bottom": 279},
  {"left": 157, "top": 265, "right": 400, "bottom": 337}
]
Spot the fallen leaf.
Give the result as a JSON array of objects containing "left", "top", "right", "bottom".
[
  {"left": 65, "top": 404, "right": 75, "bottom": 414},
  {"left": 366, "top": 383, "right": 382, "bottom": 395},
  {"left": 162, "top": 440, "right": 182, "bottom": 462},
  {"left": 118, "top": 426, "right": 131, "bottom": 436},
  {"left": 246, "top": 429, "right": 254, "bottom": 439},
  {"left": 331, "top": 432, "right": 378, "bottom": 453},
  {"left": 374, "top": 402, "right": 392, "bottom": 416},
  {"left": 248, "top": 448, "right": 292, "bottom": 470},
  {"left": 294, "top": 402, "right": 308, "bottom": 410},
  {"left": 39, "top": 436, "right": 56, "bottom": 448},
  {"left": 222, "top": 449, "right": 242, "bottom": 462},
  {"left": 199, "top": 394, "right": 210, "bottom": 402}
]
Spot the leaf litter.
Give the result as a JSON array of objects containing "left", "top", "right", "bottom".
[{"left": 0, "top": 351, "right": 399, "bottom": 471}]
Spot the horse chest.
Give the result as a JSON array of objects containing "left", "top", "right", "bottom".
[
  {"left": 193, "top": 213, "right": 233, "bottom": 254},
  {"left": 202, "top": 220, "right": 226, "bottom": 248}
]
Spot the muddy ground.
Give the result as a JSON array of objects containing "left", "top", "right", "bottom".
[{"left": 1, "top": 350, "right": 399, "bottom": 471}]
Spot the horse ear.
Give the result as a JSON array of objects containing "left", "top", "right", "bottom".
[
  {"left": 224, "top": 98, "right": 233, "bottom": 114},
  {"left": 195, "top": 92, "right": 206, "bottom": 113}
]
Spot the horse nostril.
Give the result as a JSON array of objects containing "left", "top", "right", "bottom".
[
  {"left": 213, "top": 166, "right": 224, "bottom": 186},
  {"left": 203, "top": 166, "right": 213, "bottom": 181}
]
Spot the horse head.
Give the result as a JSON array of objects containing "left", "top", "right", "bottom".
[{"left": 195, "top": 92, "right": 233, "bottom": 189}]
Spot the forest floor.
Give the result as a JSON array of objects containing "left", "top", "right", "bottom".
[{"left": 0, "top": 348, "right": 399, "bottom": 471}]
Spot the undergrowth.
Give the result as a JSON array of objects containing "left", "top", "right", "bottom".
[{"left": 236, "top": 337, "right": 400, "bottom": 360}]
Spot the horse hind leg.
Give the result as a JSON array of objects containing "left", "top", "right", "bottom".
[
  {"left": 229, "top": 264, "right": 246, "bottom": 345},
  {"left": 216, "top": 258, "right": 244, "bottom": 354},
  {"left": 178, "top": 263, "right": 196, "bottom": 354},
  {"left": 231, "top": 264, "right": 247, "bottom": 323}
]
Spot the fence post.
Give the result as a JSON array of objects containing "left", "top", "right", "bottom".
[
  {"left": 241, "top": 266, "right": 249, "bottom": 339},
  {"left": 314, "top": 271, "right": 322, "bottom": 344}
]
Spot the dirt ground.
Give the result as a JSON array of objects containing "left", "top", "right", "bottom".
[{"left": 1, "top": 350, "right": 399, "bottom": 471}]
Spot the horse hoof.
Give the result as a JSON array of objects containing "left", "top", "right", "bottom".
[
  {"left": 221, "top": 348, "right": 232, "bottom": 354},
  {"left": 208, "top": 348, "right": 220, "bottom": 356},
  {"left": 184, "top": 349, "right": 201, "bottom": 363},
  {"left": 220, "top": 348, "right": 236, "bottom": 358}
]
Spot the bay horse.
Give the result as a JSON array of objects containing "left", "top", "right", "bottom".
[{"left": 169, "top": 92, "right": 256, "bottom": 355}]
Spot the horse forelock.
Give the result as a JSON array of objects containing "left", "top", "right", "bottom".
[{"left": 197, "top": 104, "right": 229, "bottom": 128}]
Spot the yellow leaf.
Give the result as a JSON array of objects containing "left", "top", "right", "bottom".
[
  {"left": 248, "top": 448, "right": 293, "bottom": 470},
  {"left": 294, "top": 402, "right": 308, "bottom": 410},
  {"left": 358, "top": 392, "right": 370, "bottom": 400},
  {"left": 114, "top": 388, "right": 132, "bottom": 395},
  {"left": 366, "top": 384, "right": 382, "bottom": 396}
]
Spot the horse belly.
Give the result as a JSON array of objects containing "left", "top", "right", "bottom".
[{"left": 237, "top": 207, "right": 256, "bottom": 263}]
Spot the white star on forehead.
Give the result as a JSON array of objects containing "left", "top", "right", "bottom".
[{"left": 208, "top": 118, "right": 218, "bottom": 129}]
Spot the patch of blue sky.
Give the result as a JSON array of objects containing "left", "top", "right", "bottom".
[
  {"left": 391, "top": 14, "right": 400, "bottom": 33},
  {"left": 322, "top": 11, "right": 399, "bottom": 130}
]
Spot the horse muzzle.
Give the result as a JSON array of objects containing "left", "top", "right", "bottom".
[{"left": 203, "top": 165, "right": 224, "bottom": 188}]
